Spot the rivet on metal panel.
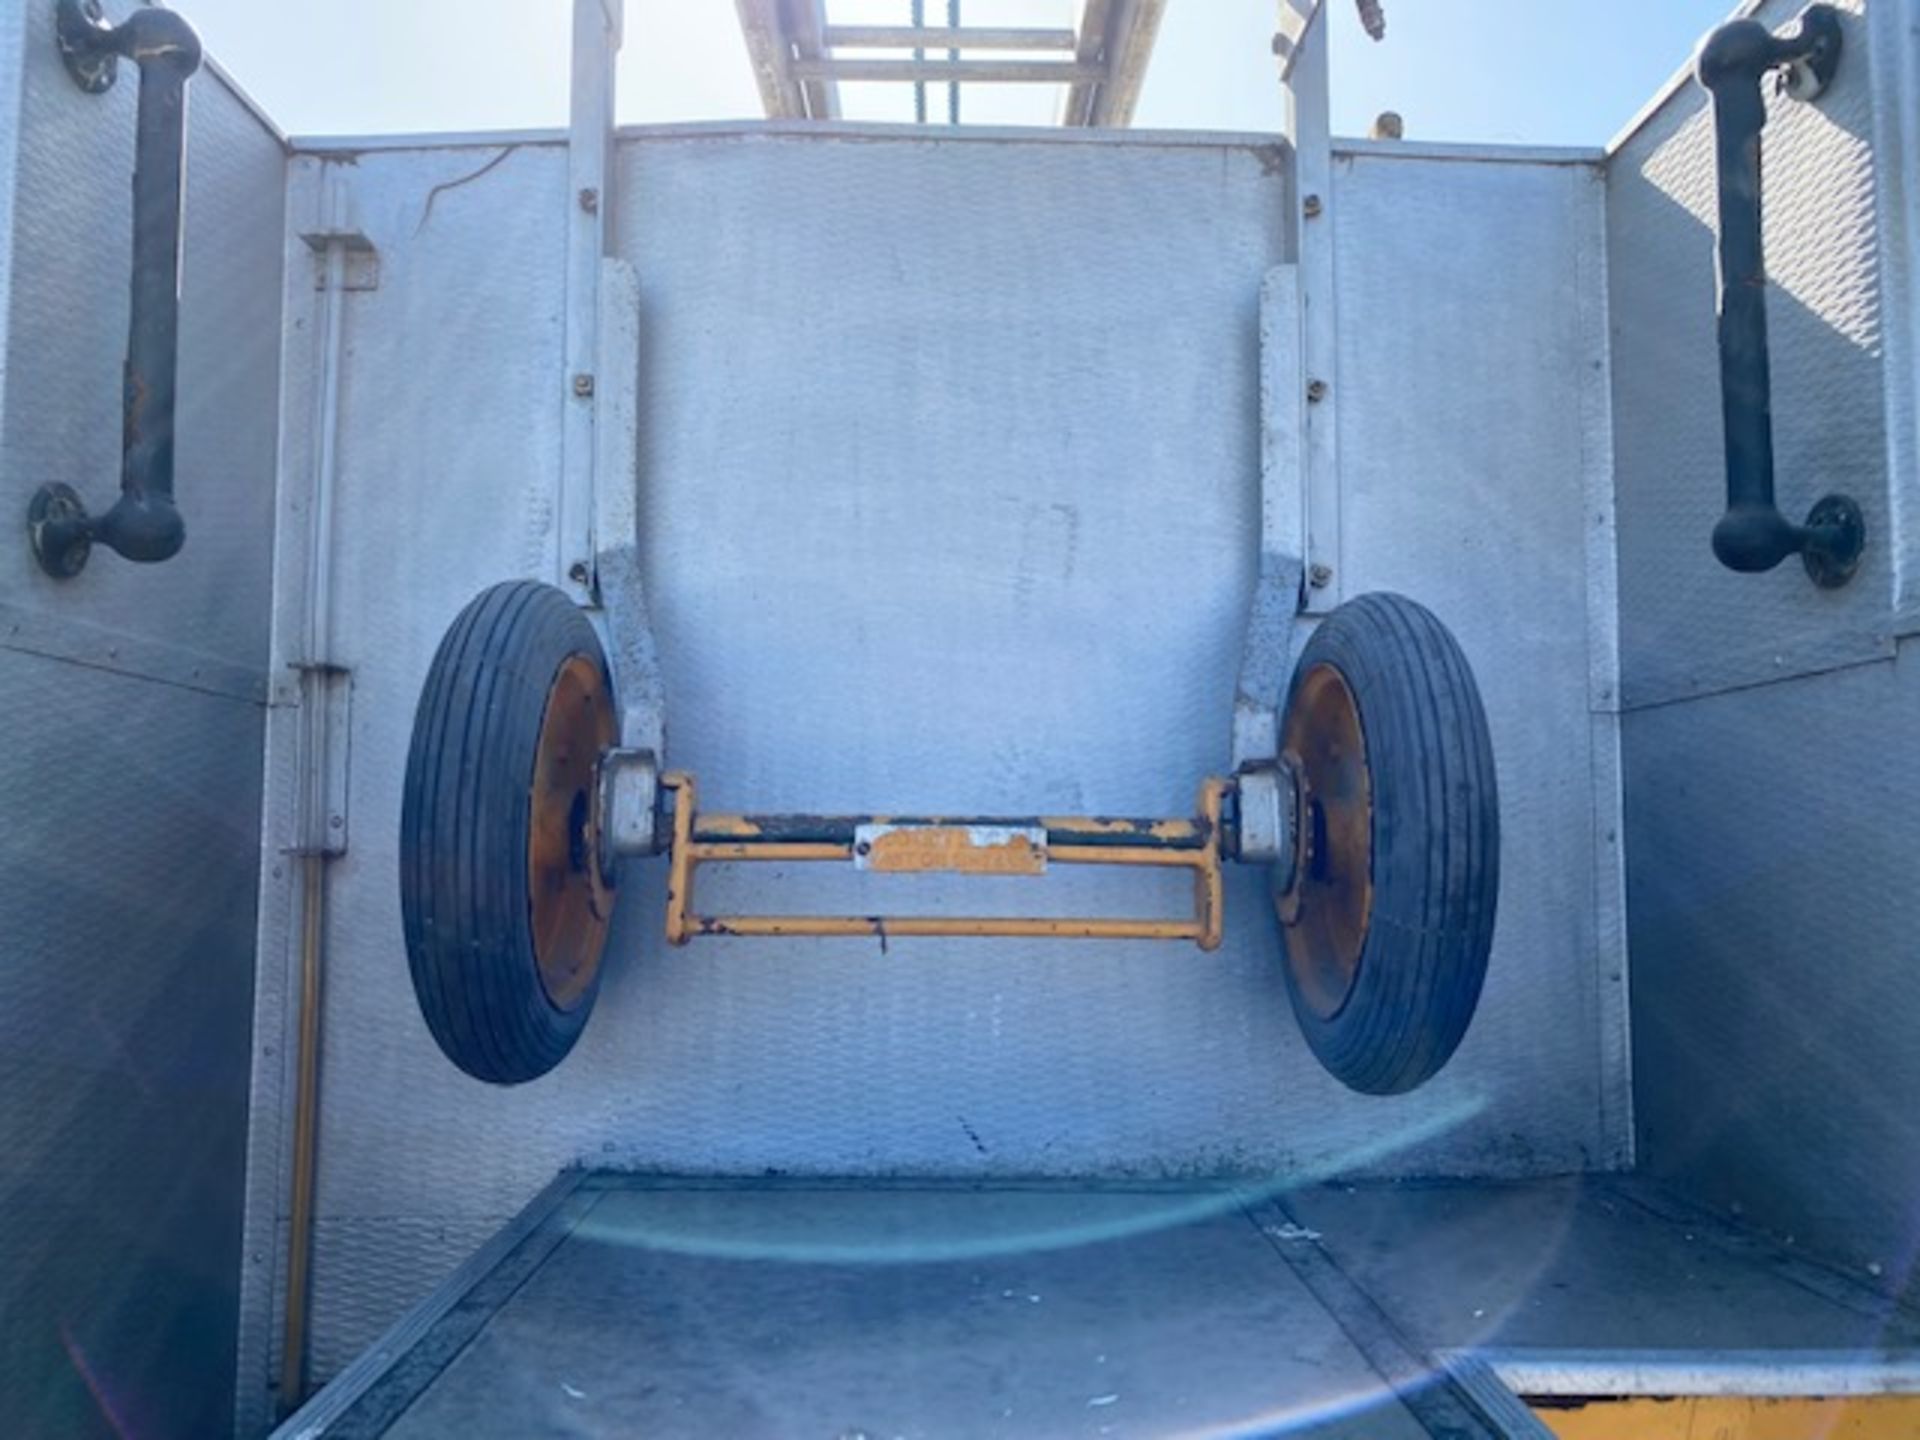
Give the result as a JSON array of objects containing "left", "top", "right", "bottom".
[
  {"left": 1302, "top": 194, "right": 1323, "bottom": 218},
  {"left": 568, "top": 561, "right": 591, "bottom": 585},
  {"left": 1309, "top": 564, "right": 1334, "bottom": 589},
  {"left": 1307, "top": 379, "right": 1329, "bottom": 403},
  {"left": 578, "top": 187, "right": 600, "bottom": 213},
  {"left": 572, "top": 373, "right": 596, "bottom": 398}
]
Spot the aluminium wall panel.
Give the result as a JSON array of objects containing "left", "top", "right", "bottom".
[
  {"left": 1608, "top": 0, "right": 1920, "bottom": 1279},
  {"left": 0, "top": 6, "right": 284, "bottom": 1436},
  {"left": 243, "top": 126, "right": 1627, "bottom": 1387}
]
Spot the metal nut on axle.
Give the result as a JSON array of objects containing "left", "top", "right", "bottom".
[
  {"left": 1233, "top": 763, "right": 1297, "bottom": 884},
  {"left": 596, "top": 747, "right": 662, "bottom": 879}
]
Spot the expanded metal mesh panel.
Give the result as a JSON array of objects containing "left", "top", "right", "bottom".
[
  {"left": 1607, "top": 0, "right": 1888, "bottom": 709},
  {"left": 242, "top": 128, "right": 1625, "bottom": 1388}
]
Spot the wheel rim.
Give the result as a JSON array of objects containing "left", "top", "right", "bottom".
[
  {"left": 528, "top": 653, "right": 617, "bottom": 1010},
  {"left": 1278, "top": 662, "right": 1373, "bottom": 1021}
]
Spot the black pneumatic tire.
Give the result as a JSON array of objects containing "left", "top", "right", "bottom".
[
  {"left": 1276, "top": 592, "right": 1499, "bottom": 1095},
  {"left": 401, "top": 581, "right": 619, "bottom": 1085}
]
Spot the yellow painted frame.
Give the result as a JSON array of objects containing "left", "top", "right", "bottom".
[
  {"left": 660, "top": 772, "right": 1228, "bottom": 951},
  {"left": 1535, "top": 1394, "right": 1920, "bottom": 1439}
]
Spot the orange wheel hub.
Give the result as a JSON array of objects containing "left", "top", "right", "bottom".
[{"left": 527, "top": 654, "right": 617, "bottom": 1010}]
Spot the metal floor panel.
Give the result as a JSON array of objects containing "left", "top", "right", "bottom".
[
  {"left": 278, "top": 1177, "right": 1559, "bottom": 1439},
  {"left": 279, "top": 1175, "right": 1920, "bottom": 1439},
  {"left": 1286, "top": 1177, "right": 1920, "bottom": 1392}
]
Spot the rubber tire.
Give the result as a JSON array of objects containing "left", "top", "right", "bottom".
[
  {"left": 1279, "top": 592, "right": 1499, "bottom": 1095},
  {"left": 400, "top": 581, "right": 614, "bottom": 1084}
]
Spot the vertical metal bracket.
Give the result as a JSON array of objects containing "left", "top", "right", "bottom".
[
  {"left": 592, "top": 257, "right": 667, "bottom": 848},
  {"left": 283, "top": 165, "right": 371, "bottom": 860},
  {"left": 1277, "top": 0, "right": 1343, "bottom": 613},
  {"left": 566, "top": 1, "right": 668, "bottom": 843},
  {"left": 1233, "top": 267, "right": 1309, "bottom": 772},
  {"left": 557, "top": 0, "right": 623, "bottom": 605},
  {"left": 286, "top": 665, "right": 353, "bottom": 856}
]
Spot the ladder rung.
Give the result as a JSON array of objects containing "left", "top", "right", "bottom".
[
  {"left": 821, "top": 26, "right": 1080, "bottom": 53},
  {"left": 790, "top": 58, "right": 1098, "bottom": 85}
]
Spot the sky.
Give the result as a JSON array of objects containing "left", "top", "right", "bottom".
[{"left": 178, "top": 0, "right": 1742, "bottom": 147}]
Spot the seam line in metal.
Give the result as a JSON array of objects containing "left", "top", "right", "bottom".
[
  {"left": 269, "top": 1172, "right": 592, "bottom": 1437},
  {"left": 0, "top": 601, "right": 268, "bottom": 703},
  {"left": 1238, "top": 1193, "right": 1552, "bottom": 1438}
]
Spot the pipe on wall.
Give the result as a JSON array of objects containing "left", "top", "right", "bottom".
[
  {"left": 30, "top": 1, "right": 203, "bottom": 577},
  {"left": 1694, "top": 4, "right": 1866, "bottom": 589}
]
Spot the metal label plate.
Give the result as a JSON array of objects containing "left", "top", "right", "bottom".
[{"left": 853, "top": 824, "right": 1049, "bottom": 876}]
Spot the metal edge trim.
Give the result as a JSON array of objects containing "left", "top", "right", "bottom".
[
  {"left": 203, "top": 55, "right": 290, "bottom": 152},
  {"left": 1445, "top": 1354, "right": 1563, "bottom": 1435},
  {"left": 1333, "top": 138, "right": 1605, "bottom": 166},
  {"left": 148, "top": 2, "right": 291, "bottom": 150},
  {"left": 1605, "top": 0, "right": 1768, "bottom": 158},
  {"left": 1571, "top": 150, "right": 1635, "bottom": 1171},
  {"left": 1869, "top": 0, "right": 1920, "bottom": 619},
  {"left": 291, "top": 128, "right": 570, "bottom": 156},
  {"left": 267, "top": 1171, "right": 590, "bottom": 1438},
  {"left": 1462, "top": 1349, "right": 1920, "bottom": 1398},
  {"left": 291, "top": 119, "right": 1300, "bottom": 157},
  {"left": 0, "top": 600, "right": 268, "bottom": 704}
]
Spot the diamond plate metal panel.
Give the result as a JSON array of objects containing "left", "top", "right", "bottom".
[
  {"left": 1608, "top": 0, "right": 1920, "bottom": 1286},
  {"left": 0, "top": 651, "right": 263, "bottom": 1440},
  {"left": 0, "top": 12, "right": 283, "bottom": 1437},
  {"left": 1607, "top": 0, "right": 1891, "bottom": 710},
  {"left": 241, "top": 127, "right": 1627, "bottom": 1389},
  {"left": 0, "top": 0, "right": 285, "bottom": 673},
  {"left": 1330, "top": 149, "right": 1631, "bottom": 1173},
  {"left": 1624, "top": 644, "right": 1920, "bottom": 1288}
]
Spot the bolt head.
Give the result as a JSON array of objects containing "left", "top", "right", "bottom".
[
  {"left": 1303, "top": 194, "right": 1323, "bottom": 218},
  {"left": 1306, "top": 379, "right": 1329, "bottom": 403},
  {"left": 572, "top": 374, "right": 595, "bottom": 398},
  {"left": 1309, "top": 564, "right": 1334, "bottom": 588}
]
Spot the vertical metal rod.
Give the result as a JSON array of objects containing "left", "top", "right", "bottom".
[
  {"left": 281, "top": 857, "right": 325, "bottom": 1413},
  {"left": 279, "top": 226, "right": 349, "bottom": 1418},
  {"left": 947, "top": 0, "right": 960, "bottom": 124},
  {"left": 912, "top": 0, "right": 928, "bottom": 122},
  {"left": 308, "top": 240, "right": 346, "bottom": 666}
]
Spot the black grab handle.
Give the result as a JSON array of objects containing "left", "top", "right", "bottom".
[
  {"left": 1694, "top": 4, "right": 1864, "bottom": 589},
  {"left": 28, "top": 0, "right": 203, "bottom": 579}
]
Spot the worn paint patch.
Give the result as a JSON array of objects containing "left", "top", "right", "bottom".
[
  {"left": 855, "top": 824, "right": 1048, "bottom": 876},
  {"left": 1535, "top": 1395, "right": 1920, "bottom": 1439}
]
